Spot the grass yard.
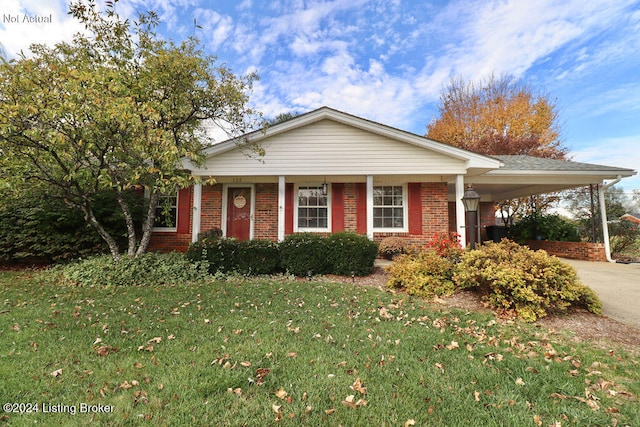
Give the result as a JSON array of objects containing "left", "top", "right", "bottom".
[{"left": 1, "top": 270, "right": 638, "bottom": 426}]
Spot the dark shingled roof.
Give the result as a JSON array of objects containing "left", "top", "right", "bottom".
[{"left": 493, "top": 155, "right": 634, "bottom": 172}]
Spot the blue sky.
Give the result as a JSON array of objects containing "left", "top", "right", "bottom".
[{"left": 2, "top": 0, "right": 639, "bottom": 193}]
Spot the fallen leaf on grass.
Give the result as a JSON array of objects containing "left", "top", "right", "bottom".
[
  {"left": 473, "top": 391, "right": 481, "bottom": 401},
  {"left": 515, "top": 378, "right": 525, "bottom": 386},
  {"left": 341, "top": 395, "right": 367, "bottom": 408},
  {"left": 275, "top": 388, "right": 288, "bottom": 400},
  {"left": 404, "top": 420, "right": 416, "bottom": 427},
  {"left": 256, "top": 368, "right": 270, "bottom": 386},
  {"left": 533, "top": 414, "right": 542, "bottom": 426},
  {"left": 50, "top": 368, "right": 63, "bottom": 377},
  {"left": 350, "top": 378, "right": 367, "bottom": 394},
  {"left": 446, "top": 341, "right": 459, "bottom": 350},
  {"left": 378, "top": 307, "right": 394, "bottom": 320},
  {"left": 324, "top": 408, "right": 335, "bottom": 415},
  {"left": 95, "top": 345, "right": 117, "bottom": 356}
]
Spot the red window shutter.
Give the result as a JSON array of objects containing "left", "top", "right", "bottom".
[
  {"left": 332, "top": 183, "right": 344, "bottom": 232},
  {"left": 408, "top": 183, "right": 422, "bottom": 235},
  {"left": 356, "top": 183, "right": 367, "bottom": 234},
  {"left": 176, "top": 187, "right": 192, "bottom": 234},
  {"left": 285, "top": 183, "right": 294, "bottom": 235}
]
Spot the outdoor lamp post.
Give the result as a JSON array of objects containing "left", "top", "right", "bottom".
[{"left": 461, "top": 185, "right": 481, "bottom": 249}]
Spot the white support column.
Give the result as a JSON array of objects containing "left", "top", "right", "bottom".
[
  {"left": 455, "top": 175, "right": 467, "bottom": 248},
  {"left": 366, "top": 175, "right": 374, "bottom": 240},
  {"left": 278, "top": 175, "right": 286, "bottom": 241},
  {"left": 191, "top": 183, "right": 202, "bottom": 243}
]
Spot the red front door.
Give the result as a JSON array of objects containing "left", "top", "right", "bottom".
[{"left": 226, "top": 187, "right": 251, "bottom": 241}]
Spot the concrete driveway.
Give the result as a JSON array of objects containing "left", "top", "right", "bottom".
[{"left": 562, "top": 259, "right": 640, "bottom": 328}]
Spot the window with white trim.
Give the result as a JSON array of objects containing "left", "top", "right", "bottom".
[
  {"left": 296, "top": 185, "right": 330, "bottom": 231},
  {"left": 154, "top": 192, "right": 178, "bottom": 230},
  {"left": 373, "top": 185, "right": 406, "bottom": 230}
]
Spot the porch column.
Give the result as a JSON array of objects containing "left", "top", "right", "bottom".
[
  {"left": 366, "top": 175, "right": 374, "bottom": 240},
  {"left": 455, "top": 175, "right": 467, "bottom": 248},
  {"left": 191, "top": 182, "right": 202, "bottom": 243},
  {"left": 278, "top": 175, "right": 286, "bottom": 241}
]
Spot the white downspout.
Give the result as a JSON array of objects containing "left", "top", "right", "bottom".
[{"left": 598, "top": 175, "right": 622, "bottom": 263}]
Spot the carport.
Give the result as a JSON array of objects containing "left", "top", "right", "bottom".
[{"left": 449, "top": 155, "right": 637, "bottom": 261}]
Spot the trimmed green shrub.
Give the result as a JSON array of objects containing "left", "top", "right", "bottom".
[
  {"left": 453, "top": 240, "right": 602, "bottom": 322},
  {"left": 509, "top": 213, "right": 580, "bottom": 243},
  {"left": 279, "top": 233, "right": 330, "bottom": 276},
  {"left": 236, "top": 239, "right": 282, "bottom": 275},
  {"left": 385, "top": 250, "right": 456, "bottom": 299},
  {"left": 56, "top": 252, "right": 209, "bottom": 286},
  {"left": 186, "top": 238, "right": 240, "bottom": 274},
  {"left": 326, "top": 232, "right": 378, "bottom": 276},
  {"left": 188, "top": 232, "right": 377, "bottom": 277},
  {"left": 186, "top": 237, "right": 281, "bottom": 275}
]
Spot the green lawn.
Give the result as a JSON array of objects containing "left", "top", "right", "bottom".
[{"left": 1, "top": 271, "right": 638, "bottom": 426}]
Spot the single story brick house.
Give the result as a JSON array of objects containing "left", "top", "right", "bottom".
[{"left": 149, "top": 107, "right": 636, "bottom": 258}]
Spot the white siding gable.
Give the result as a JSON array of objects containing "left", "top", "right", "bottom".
[{"left": 192, "top": 119, "right": 469, "bottom": 177}]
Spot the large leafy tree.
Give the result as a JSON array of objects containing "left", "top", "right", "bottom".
[
  {"left": 0, "top": 1, "right": 262, "bottom": 260},
  {"left": 427, "top": 73, "right": 565, "bottom": 159},
  {"left": 427, "top": 74, "right": 567, "bottom": 223}
]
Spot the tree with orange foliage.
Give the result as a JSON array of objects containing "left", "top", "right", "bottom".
[
  {"left": 427, "top": 74, "right": 567, "bottom": 224},
  {"left": 427, "top": 73, "right": 566, "bottom": 159}
]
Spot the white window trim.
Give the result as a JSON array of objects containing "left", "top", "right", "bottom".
[
  {"left": 372, "top": 183, "right": 408, "bottom": 233},
  {"left": 152, "top": 190, "right": 178, "bottom": 233},
  {"left": 294, "top": 183, "right": 332, "bottom": 233}
]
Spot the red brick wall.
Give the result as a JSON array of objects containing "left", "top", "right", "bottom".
[
  {"left": 343, "top": 183, "right": 359, "bottom": 232},
  {"left": 374, "top": 182, "right": 449, "bottom": 247},
  {"left": 201, "top": 184, "right": 223, "bottom": 234},
  {"left": 254, "top": 183, "right": 278, "bottom": 240},
  {"left": 150, "top": 181, "right": 452, "bottom": 250},
  {"left": 526, "top": 240, "right": 607, "bottom": 262}
]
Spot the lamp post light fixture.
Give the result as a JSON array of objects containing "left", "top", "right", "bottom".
[{"left": 461, "top": 185, "right": 481, "bottom": 249}]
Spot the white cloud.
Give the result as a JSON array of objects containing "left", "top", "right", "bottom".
[
  {"left": 571, "top": 136, "right": 640, "bottom": 189},
  {"left": 0, "top": 0, "right": 83, "bottom": 58}
]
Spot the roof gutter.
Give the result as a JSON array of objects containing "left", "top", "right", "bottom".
[{"left": 598, "top": 175, "right": 622, "bottom": 263}]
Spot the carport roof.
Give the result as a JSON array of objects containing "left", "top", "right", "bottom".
[{"left": 454, "top": 154, "right": 637, "bottom": 202}]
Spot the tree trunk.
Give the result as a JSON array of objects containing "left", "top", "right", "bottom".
[
  {"left": 136, "top": 190, "right": 159, "bottom": 256},
  {"left": 81, "top": 202, "right": 121, "bottom": 261},
  {"left": 117, "top": 191, "right": 138, "bottom": 258}
]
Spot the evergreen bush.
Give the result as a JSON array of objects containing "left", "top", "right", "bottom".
[
  {"left": 326, "top": 232, "right": 378, "bottom": 276},
  {"left": 453, "top": 240, "right": 602, "bottom": 322},
  {"left": 509, "top": 213, "right": 580, "bottom": 243},
  {"left": 279, "top": 233, "right": 330, "bottom": 276},
  {"left": 0, "top": 188, "right": 143, "bottom": 264},
  {"left": 236, "top": 239, "right": 282, "bottom": 275},
  {"left": 385, "top": 250, "right": 457, "bottom": 299}
]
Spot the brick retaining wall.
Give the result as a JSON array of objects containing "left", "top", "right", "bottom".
[{"left": 526, "top": 240, "right": 606, "bottom": 262}]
